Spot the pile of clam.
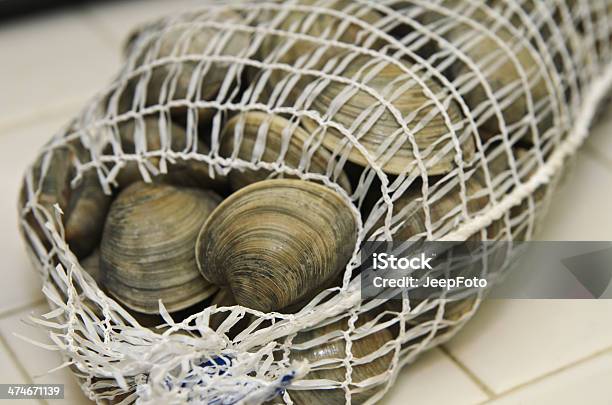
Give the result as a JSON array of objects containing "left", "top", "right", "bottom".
[{"left": 18, "top": 0, "right": 593, "bottom": 402}]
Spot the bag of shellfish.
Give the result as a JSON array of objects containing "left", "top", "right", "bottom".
[{"left": 17, "top": 1, "right": 612, "bottom": 403}]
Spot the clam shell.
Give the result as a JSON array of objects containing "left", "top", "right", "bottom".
[
  {"left": 299, "top": 54, "right": 471, "bottom": 175},
  {"left": 377, "top": 180, "right": 495, "bottom": 241},
  {"left": 444, "top": 8, "right": 551, "bottom": 136},
  {"left": 415, "top": 146, "right": 554, "bottom": 240},
  {"left": 21, "top": 142, "right": 111, "bottom": 259},
  {"left": 21, "top": 146, "right": 73, "bottom": 247},
  {"left": 64, "top": 148, "right": 112, "bottom": 258},
  {"left": 196, "top": 179, "right": 358, "bottom": 312},
  {"left": 101, "top": 182, "right": 220, "bottom": 314},
  {"left": 385, "top": 296, "right": 477, "bottom": 341},
  {"left": 367, "top": 147, "right": 545, "bottom": 241},
  {"left": 219, "top": 111, "right": 351, "bottom": 192},
  {"left": 368, "top": 148, "right": 547, "bottom": 304},
  {"left": 126, "top": 10, "right": 250, "bottom": 117},
  {"left": 111, "top": 116, "right": 226, "bottom": 191},
  {"left": 366, "top": 178, "right": 506, "bottom": 298},
  {"left": 33, "top": 147, "right": 73, "bottom": 214},
  {"left": 80, "top": 249, "right": 102, "bottom": 285},
  {"left": 251, "top": 1, "right": 384, "bottom": 103},
  {"left": 207, "top": 288, "right": 258, "bottom": 337},
  {"left": 286, "top": 315, "right": 393, "bottom": 404},
  {"left": 255, "top": 0, "right": 383, "bottom": 63}
]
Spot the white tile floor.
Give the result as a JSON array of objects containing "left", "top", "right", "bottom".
[
  {"left": 0, "top": 305, "right": 91, "bottom": 404},
  {"left": 0, "top": 2, "right": 611, "bottom": 405}
]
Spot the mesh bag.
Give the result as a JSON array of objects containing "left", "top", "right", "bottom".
[{"left": 17, "top": 1, "right": 612, "bottom": 404}]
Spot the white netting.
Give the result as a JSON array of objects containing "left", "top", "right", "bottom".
[{"left": 17, "top": 1, "right": 612, "bottom": 404}]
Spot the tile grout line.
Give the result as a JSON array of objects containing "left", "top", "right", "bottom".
[
  {"left": 0, "top": 334, "right": 32, "bottom": 383},
  {"left": 2, "top": 301, "right": 53, "bottom": 405},
  {"left": 476, "top": 344, "right": 612, "bottom": 404},
  {"left": 0, "top": 298, "right": 46, "bottom": 320},
  {"left": 0, "top": 333, "right": 49, "bottom": 405},
  {"left": 0, "top": 334, "right": 46, "bottom": 405},
  {"left": 438, "top": 345, "right": 496, "bottom": 399}
]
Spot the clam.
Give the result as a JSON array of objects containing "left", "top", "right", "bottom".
[
  {"left": 64, "top": 147, "right": 112, "bottom": 258},
  {"left": 20, "top": 142, "right": 111, "bottom": 259},
  {"left": 255, "top": 0, "right": 383, "bottom": 62},
  {"left": 196, "top": 179, "right": 357, "bottom": 312},
  {"left": 80, "top": 249, "right": 102, "bottom": 285},
  {"left": 374, "top": 179, "right": 493, "bottom": 241},
  {"left": 219, "top": 111, "right": 351, "bottom": 192},
  {"left": 367, "top": 146, "right": 545, "bottom": 241},
  {"left": 385, "top": 296, "right": 478, "bottom": 343},
  {"left": 100, "top": 182, "right": 220, "bottom": 314},
  {"left": 252, "top": 1, "right": 384, "bottom": 103},
  {"left": 285, "top": 315, "right": 393, "bottom": 404},
  {"left": 207, "top": 288, "right": 259, "bottom": 337},
  {"left": 441, "top": 296, "right": 478, "bottom": 322},
  {"left": 442, "top": 7, "right": 551, "bottom": 136},
  {"left": 298, "top": 54, "right": 472, "bottom": 175},
  {"left": 208, "top": 288, "right": 237, "bottom": 331},
  {"left": 368, "top": 175, "right": 503, "bottom": 294},
  {"left": 368, "top": 147, "right": 550, "bottom": 305},
  {"left": 110, "top": 116, "right": 226, "bottom": 191},
  {"left": 125, "top": 10, "right": 250, "bottom": 119}
]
